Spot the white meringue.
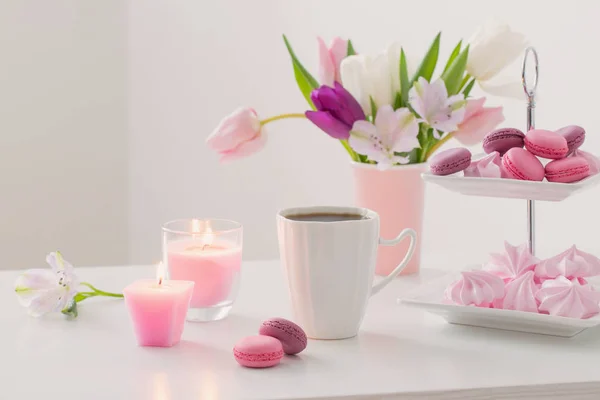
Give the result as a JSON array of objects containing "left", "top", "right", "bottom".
[
  {"left": 536, "top": 276, "right": 600, "bottom": 319},
  {"left": 484, "top": 241, "right": 539, "bottom": 281},
  {"left": 445, "top": 270, "right": 505, "bottom": 307},
  {"left": 535, "top": 245, "right": 600, "bottom": 279}
]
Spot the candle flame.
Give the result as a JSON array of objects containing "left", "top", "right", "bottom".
[
  {"left": 191, "top": 219, "right": 214, "bottom": 246},
  {"left": 156, "top": 262, "right": 165, "bottom": 286}
]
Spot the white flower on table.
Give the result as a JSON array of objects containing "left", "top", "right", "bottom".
[
  {"left": 14, "top": 252, "right": 80, "bottom": 317},
  {"left": 349, "top": 105, "right": 419, "bottom": 170},
  {"left": 409, "top": 78, "right": 466, "bottom": 136}
]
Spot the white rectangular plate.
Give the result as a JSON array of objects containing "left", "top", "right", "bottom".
[
  {"left": 422, "top": 171, "right": 600, "bottom": 202},
  {"left": 401, "top": 273, "right": 600, "bottom": 337}
]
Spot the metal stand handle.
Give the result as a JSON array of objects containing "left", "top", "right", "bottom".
[{"left": 522, "top": 47, "right": 539, "bottom": 256}]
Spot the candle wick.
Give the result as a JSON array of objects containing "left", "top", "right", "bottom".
[
  {"left": 202, "top": 244, "right": 209, "bottom": 251},
  {"left": 158, "top": 277, "right": 163, "bottom": 286}
]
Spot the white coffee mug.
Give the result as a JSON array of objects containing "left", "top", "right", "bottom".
[{"left": 277, "top": 206, "right": 417, "bottom": 339}]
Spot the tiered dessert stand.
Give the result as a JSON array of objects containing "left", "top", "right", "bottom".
[{"left": 402, "top": 47, "right": 600, "bottom": 337}]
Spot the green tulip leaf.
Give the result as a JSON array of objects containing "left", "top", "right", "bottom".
[
  {"left": 442, "top": 40, "right": 462, "bottom": 75},
  {"left": 283, "top": 35, "right": 319, "bottom": 109},
  {"left": 347, "top": 40, "right": 357, "bottom": 56},
  {"left": 441, "top": 45, "right": 469, "bottom": 95},
  {"left": 400, "top": 48, "right": 410, "bottom": 106},
  {"left": 411, "top": 32, "right": 441, "bottom": 84},
  {"left": 393, "top": 92, "right": 403, "bottom": 109},
  {"left": 462, "top": 78, "right": 476, "bottom": 97},
  {"left": 369, "top": 96, "right": 378, "bottom": 120}
]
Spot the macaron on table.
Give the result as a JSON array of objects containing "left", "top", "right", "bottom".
[
  {"left": 233, "top": 335, "right": 284, "bottom": 368},
  {"left": 233, "top": 317, "right": 308, "bottom": 368},
  {"left": 409, "top": 47, "right": 600, "bottom": 336}
]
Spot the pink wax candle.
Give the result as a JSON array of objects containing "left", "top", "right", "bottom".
[
  {"left": 123, "top": 277, "right": 194, "bottom": 347},
  {"left": 162, "top": 218, "right": 243, "bottom": 322},
  {"left": 167, "top": 239, "right": 242, "bottom": 308}
]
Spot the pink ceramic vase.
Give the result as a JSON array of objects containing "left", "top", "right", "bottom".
[{"left": 352, "top": 162, "right": 426, "bottom": 276}]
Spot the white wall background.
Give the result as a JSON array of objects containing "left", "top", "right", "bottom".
[
  {"left": 5, "top": 1, "right": 600, "bottom": 270},
  {"left": 129, "top": 0, "right": 600, "bottom": 269},
  {"left": 1, "top": 1, "right": 127, "bottom": 269}
]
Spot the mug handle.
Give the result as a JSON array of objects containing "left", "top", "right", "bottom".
[{"left": 370, "top": 228, "right": 417, "bottom": 297}]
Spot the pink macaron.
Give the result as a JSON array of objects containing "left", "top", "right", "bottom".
[
  {"left": 524, "top": 129, "right": 569, "bottom": 159},
  {"left": 233, "top": 335, "right": 284, "bottom": 368},
  {"left": 483, "top": 128, "right": 525, "bottom": 155},
  {"left": 429, "top": 148, "right": 472, "bottom": 176},
  {"left": 545, "top": 156, "right": 590, "bottom": 183},
  {"left": 259, "top": 318, "right": 307, "bottom": 355},
  {"left": 556, "top": 125, "right": 585, "bottom": 155},
  {"left": 502, "top": 148, "right": 545, "bottom": 181}
]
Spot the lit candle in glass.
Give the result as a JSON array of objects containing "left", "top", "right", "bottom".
[{"left": 162, "top": 219, "right": 243, "bottom": 322}]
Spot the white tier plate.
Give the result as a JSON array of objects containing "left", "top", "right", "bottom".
[
  {"left": 422, "top": 171, "right": 600, "bottom": 202},
  {"left": 401, "top": 273, "right": 600, "bottom": 337}
]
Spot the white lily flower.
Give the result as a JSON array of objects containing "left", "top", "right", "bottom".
[
  {"left": 340, "top": 43, "right": 411, "bottom": 115},
  {"left": 467, "top": 22, "right": 528, "bottom": 99},
  {"left": 349, "top": 105, "right": 419, "bottom": 170},
  {"left": 409, "top": 78, "right": 466, "bottom": 135},
  {"left": 15, "top": 252, "right": 79, "bottom": 317}
]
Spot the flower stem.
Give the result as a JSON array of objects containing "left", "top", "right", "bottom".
[
  {"left": 425, "top": 132, "right": 455, "bottom": 161},
  {"left": 341, "top": 140, "right": 359, "bottom": 162},
  {"left": 74, "top": 291, "right": 96, "bottom": 303},
  {"left": 259, "top": 113, "right": 306, "bottom": 126},
  {"left": 260, "top": 113, "right": 360, "bottom": 162},
  {"left": 80, "top": 282, "right": 124, "bottom": 299}
]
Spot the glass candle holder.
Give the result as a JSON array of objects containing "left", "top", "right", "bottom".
[{"left": 162, "top": 219, "right": 243, "bottom": 322}]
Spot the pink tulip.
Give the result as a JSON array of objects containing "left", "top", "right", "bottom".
[
  {"left": 206, "top": 107, "right": 265, "bottom": 163},
  {"left": 453, "top": 98, "right": 505, "bottom": 145},
  {"left": 317, "top": 36, "right": 348, "bottom": 86}
]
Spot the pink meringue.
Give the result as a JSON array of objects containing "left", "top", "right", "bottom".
[
  {"left": 445, "top": 270, "right": 505, "bottom": 307},
  {"left": 535, "top": 245, "right": 600, "bottom": 279},
  {"left": 493, "top": 271, "right": 539, "bottom": 312},
  {"left": 484, "top": 241, "right": 539, "bottom": 282},
  {"left": 464, "top": 152, "right": 506, "bottom": 178},
  {"left": 572, "top": 149, "right": 600, "bottom": 175},
  {"left": 536, "top": 276, "right": 600, "bottom": 319}
]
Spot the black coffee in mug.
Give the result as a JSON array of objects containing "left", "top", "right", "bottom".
[{"left": 286, "top": 213, "right": 367, "bottom": 222}]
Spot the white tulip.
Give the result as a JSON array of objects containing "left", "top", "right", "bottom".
[
  {"left": 341, "top": 43, "right": 410, "bottom": 115},
  {"left": 467, "top": 22, "right": 528, "bottom": 99}
]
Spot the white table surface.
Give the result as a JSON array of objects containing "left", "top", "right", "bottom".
[{"left": 4, "top": 261, "right": 600, "bottom": 400}]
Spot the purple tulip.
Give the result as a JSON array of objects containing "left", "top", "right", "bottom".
[{"left": 305, "top": 82, "right": 366, "bottom": 139}]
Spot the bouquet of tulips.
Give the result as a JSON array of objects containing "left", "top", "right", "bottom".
[{"left": 207, "top": 23, "right": 527, "bottom": 169}]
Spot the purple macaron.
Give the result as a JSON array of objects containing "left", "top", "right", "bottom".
[
  {"left": 556, "top": 125, "right": 585, "bottom": 155},
  {"left": 429, "top": 148, "right": 472, "bottom": 176},
  {"left": 259, "top": 318, "right": 307, "bottom": 355},
  {"left": 483, "top": 128, "right": 525, "bottom": 155}
]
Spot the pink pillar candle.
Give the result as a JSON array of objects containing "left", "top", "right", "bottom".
[
  {"left": 167, "top": 239, "right": 242, "bottom": 308},
  {"left": 124, "top": 279, "right": 194, "bottom": 347}
]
